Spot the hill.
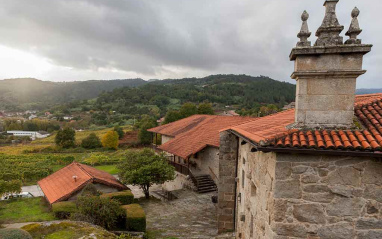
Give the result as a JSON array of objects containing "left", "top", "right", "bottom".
[
  {"left": 356, "top": 88, "right": 382, "bottom": 95},
  {"left": 88, "top": 74, "right": 296, "bottom": 122},
  {"left": 0, "top": 78, "right": 146, "bottom": 111}
]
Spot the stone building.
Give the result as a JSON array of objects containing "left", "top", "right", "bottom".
[{"left": 218, "top": 1, "right": 381, "bottom": 238}]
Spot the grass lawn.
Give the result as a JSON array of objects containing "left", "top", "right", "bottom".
[
  {"left": 95, "top": 165, "right": 119, "bottom": 175},
  {"left": 0, "top": 197, "right": 55, "bottom": 224}
]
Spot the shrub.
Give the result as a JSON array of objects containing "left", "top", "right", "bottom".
[
  {"left": 101, "top": 131, "right": 119, "bottom": 150},
  {"left": 75, "top": 196, "right": 125, "bottom": 230},
  {"left": 0, "top": 228, "right": 32, "bottom": 239},
  {"left": 114, "top": 126, "right": 125, "bottom": 140},
  {"left": 100, "top": 190, "right": 134, "bottom": 205},
  {"left": 55, "top": 127, "right": 76, "bottom": 148},
  {"left": 122, "top": 204, "right": 146, "bottom": 232},
  {"left": 81, "top": 133, "right": 102, "bottom": 149},
  {"left": 52, "top": 201, "right": 77, "bottom": 219},
  {"left": 80, "top": 183, "right": 101, "bottom": 196}
]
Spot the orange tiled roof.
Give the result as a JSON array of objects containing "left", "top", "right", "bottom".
[
  {"left": 148, "top": 115, "right": 214, "bottom": 137},
  {"left": 153, "top": 115, "right": 257, "bottom": 158},
  {"left": 234, "top": 93, "right": 382, "bottom": 153},
  {"left": 38, "top": 162, "right": 127, "bottom": 204}
]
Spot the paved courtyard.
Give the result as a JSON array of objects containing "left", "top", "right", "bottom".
[{"left": 139, "top": 189, "right": 219, "bottom": 239}]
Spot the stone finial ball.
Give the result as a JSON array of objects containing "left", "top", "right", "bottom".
[
  {"left": 352, "top": 7, "right": 360, "bottom": 18},
  {"left": 301, "top": 10, "right": 309, "bottom": 21}
]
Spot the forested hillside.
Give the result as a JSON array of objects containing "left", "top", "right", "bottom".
[{"left": 0, "top": 78, "right": 146, "bottom": 111}]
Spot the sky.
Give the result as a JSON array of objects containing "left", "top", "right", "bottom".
[{"left": 0, "top": 0, "right": 381, "bottom": 88}]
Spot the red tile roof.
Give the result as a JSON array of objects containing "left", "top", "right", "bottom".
[
  {"left": 233, "top": 93, "right": 382, "bottom": 153},
  {"left": 148, "top": 115, "right": 213, "bottom": 137},
  {"left": 150, "top": 115, "right": 257, "bottom": 158},
  {"left": 38, "top": 162, "right": 127, "bottom": 204}
]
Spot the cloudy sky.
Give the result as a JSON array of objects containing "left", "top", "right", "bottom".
[{"left": 0, "top": 0, "right": 381, "bottom": 88}]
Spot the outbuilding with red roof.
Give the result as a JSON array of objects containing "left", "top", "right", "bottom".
[{"left": 38, "top": 162, "right": 128, "bottom": 205}]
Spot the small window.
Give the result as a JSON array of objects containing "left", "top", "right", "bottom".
[
  {"left": 242, "top": 170, "right": 245, "bottom": 188},
  {"left": 251, "top": 182, "right": 257, "bottom": 197},
  {"left": 250, "top": 214, "right": 254, "bottom": 237},
  {"left": 242, "top": 157, "right": 246, "bottom": 165}
]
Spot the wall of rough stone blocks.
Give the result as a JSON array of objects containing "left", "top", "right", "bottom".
[
  {"left": 235, "top": 141, "right": 277, "bottom": 239},
  {"left": 272, "top": 154, "right": 382, "bottom": 239},
  {"left": 218, "top": 131, "right": 238, "bottom": 233}
]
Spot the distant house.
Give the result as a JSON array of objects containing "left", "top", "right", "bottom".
[
  {"left": 63, "top": 116, "right": 74, "bottom": 120},
  {"left": 218, "top": 110, "right": 240, "bottom": 116},
  {"left": 38, "top": 162, "right": 128, "bottom": 204},
  {"left": 28, "top": 114, "right": 38, "bottom": 120},
  {"left": 7, "top": 130, "right": 50, "bottom": 140},
  {"left": 148, "top": 115, "right": 257, "bottom": 193}
]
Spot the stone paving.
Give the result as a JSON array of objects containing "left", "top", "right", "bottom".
[{"left": 139, "top": 189, "right": 219, "bottom": 239}]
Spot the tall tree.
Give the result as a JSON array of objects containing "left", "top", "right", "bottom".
[
  {"left": 197, "top": 102, "right": 214, "bottom": 115},
  {"left": 55, "top": 127, "right": 76, "bottom": 148},
  {"left": 101, "top": 131, "right": 119, "bottom": 150},
  {"left": 179, "top": 102, "right": 197, "bottom": 118},
  {"left": 118, "top": 149, "right": 175, "bottom": 198}
]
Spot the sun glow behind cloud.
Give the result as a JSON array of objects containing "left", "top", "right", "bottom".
[{"left": 0, "top": 45, "right": 54, "bottom": 79}]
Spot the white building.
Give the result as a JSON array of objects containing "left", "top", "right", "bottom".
[{"left": 7, "top": 131, "right": 50, "bottom": 140}]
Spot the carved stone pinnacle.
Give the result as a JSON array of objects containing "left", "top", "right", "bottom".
[
  {"left": 345, "top": 7, "right": 362, "bottom": 44},
  {"left": 297, "top": 10, "right": 311, "bottom": 47}
]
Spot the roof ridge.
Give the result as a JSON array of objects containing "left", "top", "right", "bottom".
[{"left": 75, "top": 162, "right": 94, "bottom": 180}]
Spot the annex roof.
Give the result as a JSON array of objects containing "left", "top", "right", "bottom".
[
  {"left": 148, "top": 115, "right": 215, "bottom": 137},
  {"left": 150, "top": 115, "right": 257, "bottom": 159},
  {"left": 38, "top": 162, "right": 127, "bottom": 204}
]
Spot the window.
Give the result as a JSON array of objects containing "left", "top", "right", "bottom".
[
  {"left": 242, "top": 170, "right": 245, "bottom": 188},
  {"left": 250, "top": 214, "right": 254, "bottom": 237},
  {"left": 251, "top": 182, "right": 257, "bottom": 197},
  {"left": 242, "top": 157, "right": 246, "bottom": 165}
]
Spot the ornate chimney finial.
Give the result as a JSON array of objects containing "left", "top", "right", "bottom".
[
  {"left": 315, "top": 0, "right": 344, "bottom": 46},
  {"left": 345, "top": 7, "right": 362, "bottom": 44},
  {"left": 297, "top": 11, "right": 311, "bottom": 47}
]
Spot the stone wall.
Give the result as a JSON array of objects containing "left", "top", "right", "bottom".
[
  {"left": 161, "top": 135, "right": 174, "bottom": 145},
  {"left": 235, "top": 141, "right": 277, "bottom": 239},
  {"left": 218, "top": 131, "right": 238, "bottom": 233},
  {"left": 272, "top": 154, "right": 382, "bottom": 239},
  {"left": 190, "top": 146, "right": 220, "bottom": 182}
]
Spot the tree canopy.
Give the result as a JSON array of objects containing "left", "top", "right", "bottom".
[{"left": 118, "top": 149, "right": 175, "bottom": 198}]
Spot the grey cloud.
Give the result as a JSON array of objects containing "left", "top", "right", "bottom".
[{"left": 0, "top": 0, "right": 381, "bottom": 88}]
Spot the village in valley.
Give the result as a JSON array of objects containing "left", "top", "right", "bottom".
[{"left": 0, "top": 0, "right": 381, "bottom": 239}]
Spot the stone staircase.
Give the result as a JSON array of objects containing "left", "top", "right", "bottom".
[{"left": 193, "top": 174, "right": 217, "bottom": 193}]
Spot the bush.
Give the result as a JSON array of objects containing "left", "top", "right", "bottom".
[
  {"left": 52, "top": 201, "right": 77, "bottom": 219},
  {"left": 114, "top": 126, "right": 125, "bottom": 140},
  {"left": 122, "top": 204, "right": 146, "bottom": 232},
  {"left": 75, "top": 196, "right": 125, "bottom": 230},
  {"left": 100, "top": 190, "right": 134, "bottom": 205},
  {"left": 80, "top": 183, "right": 101, "bottom": 196},
  {"left": 0, "top": 228, "right": 32, "bottom": 239},
  {"left": 81, "top": 133, "right": 102, "bottom": 149}
]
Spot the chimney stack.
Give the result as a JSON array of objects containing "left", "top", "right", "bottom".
[
  {"left": 73, "top": 175, "right": 78, "bottom": 182},
  {"left": 290, "top": 0, "right": 372, "bottom": 129}
]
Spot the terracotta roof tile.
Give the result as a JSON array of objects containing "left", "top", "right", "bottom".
[
  {"left": 232, "top": 94, "right": 382, "bottom": 152},
  {"left": 38, "top": 162, "right": 127, "bottom": 204}
]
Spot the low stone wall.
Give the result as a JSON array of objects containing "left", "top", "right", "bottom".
[{"left": 273, "top": 154, "right": 382, "bottom": 239}]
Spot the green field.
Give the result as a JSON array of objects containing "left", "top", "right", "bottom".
[
  {"left": 0, "top": 197, "right": 54, "bottom": 224},
  {"left": 94, "top": 165, "right": 119, "bottom": 175}
]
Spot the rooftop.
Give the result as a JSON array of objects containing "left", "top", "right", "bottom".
[
  {"left": 149, "top": 115, "right": 257, "bottom": 158},
  {"left": 38, "top": 162, "right": 127, "bottom": 204}
]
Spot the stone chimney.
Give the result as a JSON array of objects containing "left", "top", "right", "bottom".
[{"left": 290, "top": 0, "right": 372, "bottom": 128}]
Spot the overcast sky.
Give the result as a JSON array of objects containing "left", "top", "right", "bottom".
[{"left": 0, "top": 0, "right": 380, "bottom": 88}]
